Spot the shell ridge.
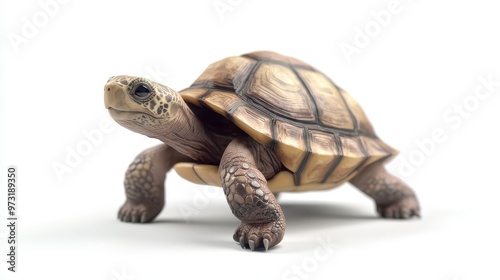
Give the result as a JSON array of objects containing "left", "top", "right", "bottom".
[
  {"left": 293, "top": 127, "right": 312, "bottom": 186},
  {"left": 236, "top": 61, "right": 262, "bottom": 97},
  {"left": 290, "top": 65, "right": 321, "bottom": 125},
  {"left": 188, "top": 82, "right": 380, "bottom": 138},
  {"left": 196, "top": 88, "right": 213, "bottom": 108},
  {"left": 242, "top": 53, "right": 315, "bottom": 71},
  {"left": 226, "top": 101, "right": 247, "bottom": 118},
  {"left": 269, "top": 118, "right": 278, "bottom": 150},
  {"left": 334, "top": 83, "right": 359, "bottom": 133},
  {"left": 320, "top": 132, "right": 344, "bottom": 183},
  {"left": 341, "top": 136, "right": 371, "bottom": 181}
]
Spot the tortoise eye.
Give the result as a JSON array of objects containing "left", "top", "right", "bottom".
[{"left": 132, "top": 83, "right": 152, "bottom": 99}]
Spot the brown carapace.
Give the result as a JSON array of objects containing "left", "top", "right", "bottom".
[
  {"left": 104, "top": 51, "right": 420, "bottom": 252},
  {"left": 177, "top": 51, "right": 397, "bottom": 192}
]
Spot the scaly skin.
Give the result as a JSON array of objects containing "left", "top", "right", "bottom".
[
  {"left": 350, "top": 162, "right": 420, "bottom": 219},
  {"left": 118, "top": 144, "right": 191, "bottom": 223},
  {"left": 220, "top": 136, "right": 285, "bottom": 251}
]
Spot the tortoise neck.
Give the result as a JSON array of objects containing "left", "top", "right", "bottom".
[{"left": 156, "top": 101, "right": 222, "bottom": 163}]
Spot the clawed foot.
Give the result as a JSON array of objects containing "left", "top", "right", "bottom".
[
  {"left": 233, "top": 220, "right": 285, "bottom": 251},
  {"left": 377, "top": 196, "right": 420, "bottom": 219},
  {"left": 118, "top": 200, "right": 163, "bottom": 223}
]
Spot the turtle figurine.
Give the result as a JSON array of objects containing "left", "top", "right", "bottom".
[{"left": 104, "top": 51, "right": 420, "bottom": 251}]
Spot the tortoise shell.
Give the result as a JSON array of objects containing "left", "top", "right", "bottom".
[{"left": 175, "top": 51, "right": 397, "bottom": 192}]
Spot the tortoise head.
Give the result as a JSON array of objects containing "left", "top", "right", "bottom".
[{"left": 104, "top": 75, "right": 182, "bottom": 134}]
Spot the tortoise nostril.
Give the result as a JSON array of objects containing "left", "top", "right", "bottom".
[{"left": 107, "top": 87, "right": 111, "bottom": 92}]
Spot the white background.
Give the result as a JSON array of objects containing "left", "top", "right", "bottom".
[{"left": 1, "top": 1, "right": 500, "bottom": 279}]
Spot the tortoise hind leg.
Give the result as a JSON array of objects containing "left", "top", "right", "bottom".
[
  {"left": 350, "top": 162, "right": 420, "bottom": 219},
  {"left": 220, "top": 136, "right": 285, "bottom": 251},
  {"left": 118, "top": 144, "right": 191, "bottom": 223}
]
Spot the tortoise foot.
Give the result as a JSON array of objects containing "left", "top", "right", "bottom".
[
  {"left": 377, "top": 195, "right": 420, "bottom": 219},
  {"left": 118, "top": 199, "right": 162, "bottom": 223},
  {"left": 233, "top": 220, "right": 285, "bottom": 251}
]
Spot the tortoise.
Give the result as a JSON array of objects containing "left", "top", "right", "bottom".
[{"left": 104, "top": 51, "right": 420, "bottom": 251}]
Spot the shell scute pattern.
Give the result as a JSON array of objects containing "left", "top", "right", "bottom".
[{"left": 180, "top": 51, "right": 397, "bottom": 187}]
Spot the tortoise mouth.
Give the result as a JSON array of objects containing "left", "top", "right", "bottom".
[{"left": 107, "top": 107, "right": 159, "bottom": 120}]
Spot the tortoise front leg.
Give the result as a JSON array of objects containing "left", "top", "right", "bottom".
[
  {"left": 350, "top": 162, "right": 420, "bottom": 219},
  {"left": 220, "top": 136, "right": 285, "bottom": 251},
  {"left": 119, "top": 144, "right": 190, "bottom": 223}
]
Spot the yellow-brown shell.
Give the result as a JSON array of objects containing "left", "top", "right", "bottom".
[{"left": 178, "top": 51, "right": 397, "bottom": 191}]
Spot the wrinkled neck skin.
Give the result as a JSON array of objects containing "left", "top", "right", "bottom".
[
  {"left": 158, "top": 103, "right": 224, "bottom": 163},
  {"left": 118, "top": 102, "right": 223, "bottom": 164}
]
